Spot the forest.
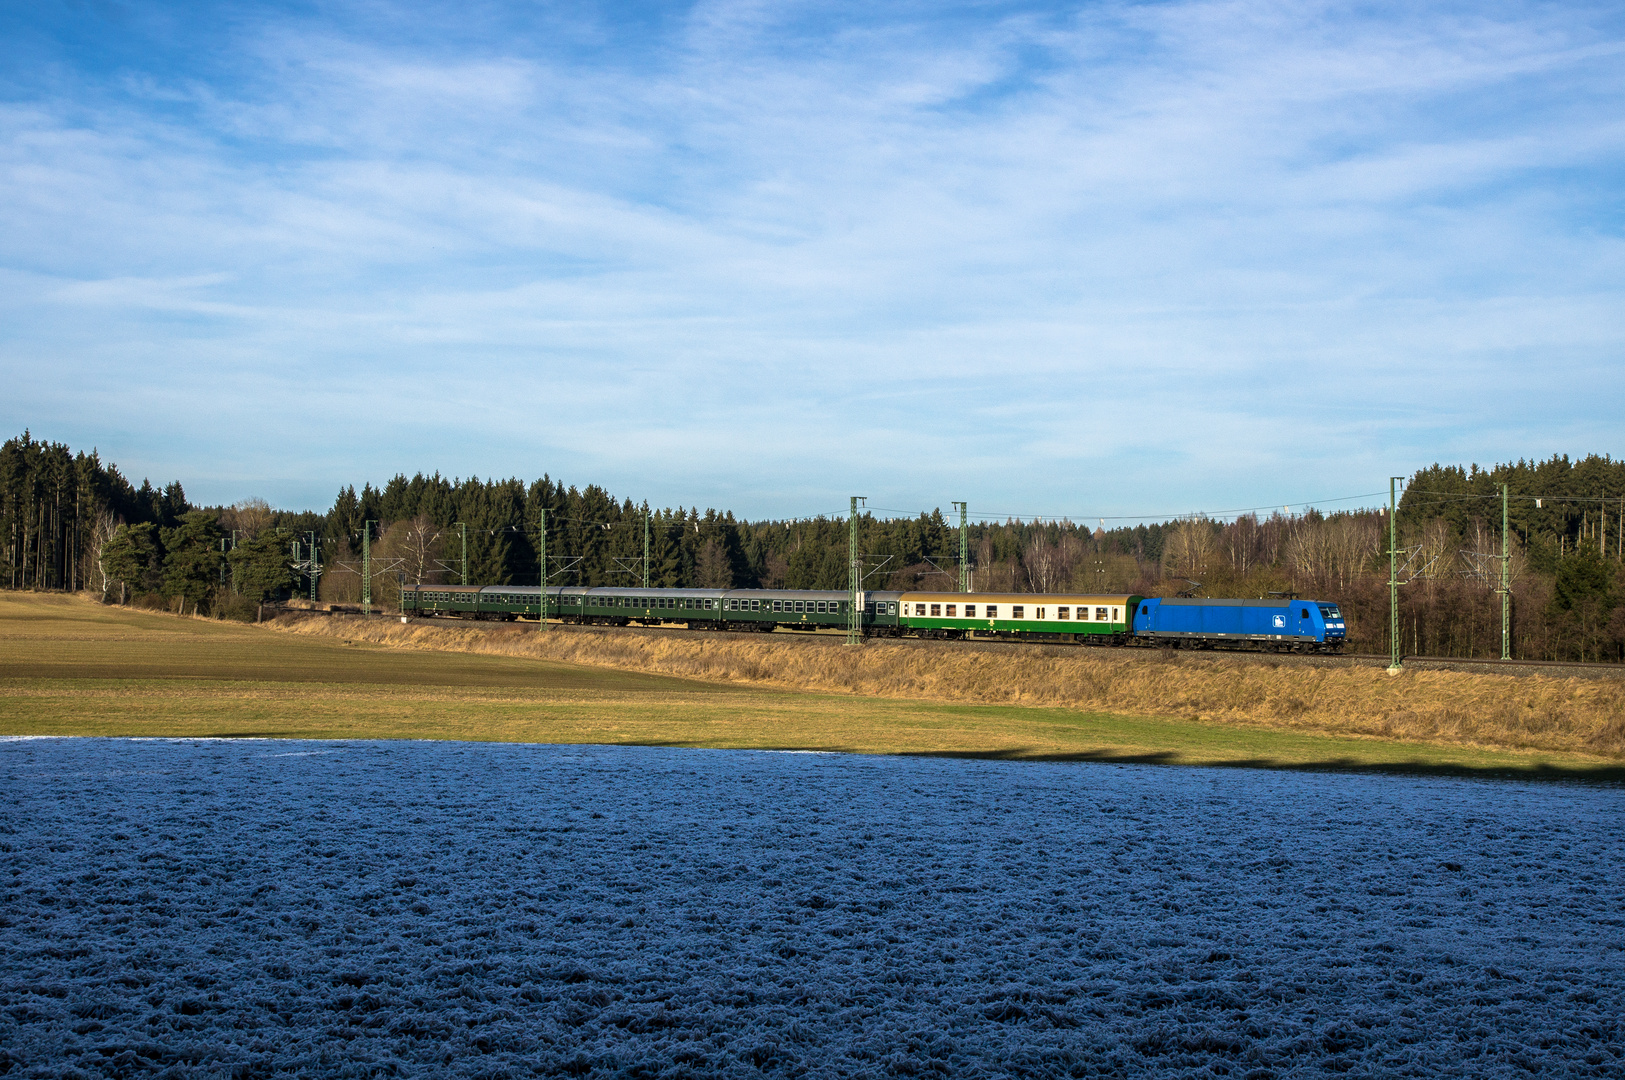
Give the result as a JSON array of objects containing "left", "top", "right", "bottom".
[{"left": 3, "top": 430, "right": 1623, "bottom": 661}]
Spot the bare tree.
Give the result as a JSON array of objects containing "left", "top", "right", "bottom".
[
  {"left": 1416, "top": 517, "right": 1454, "bottom": 578},
  {"left": 385, "top": 515, "right": 446, "bottom": 585},
  {"left": 225, "top": 498, "right": 274, "bottom": 540},
  {"left": 695, "top": 537, "right": 733, "bottom": 588},
  {"left": 85, "top": 510, "right": 119, "bottom": 602},
  {"left": 1322, "top": 514, "right": 1379, "bottom": 591},
  {"left": 1162, "top": 518, "right": 1217, "bottom": 582},
  {"left": 1226, "top": 513, "right": 1266, "bottom": 577},
  {"left": 1284, "top": 518, "right": 1333, "bottom": 587},
  {"left": 1022, "top": 539, "right": 1063, "bottom": 593},
  {"left": 1070, "top": 553, "right": 1140, "bottom": 593}
]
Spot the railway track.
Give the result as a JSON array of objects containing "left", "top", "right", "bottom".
[{"left": 1339, "top": 652, "right": 1625, "bottom": 680}]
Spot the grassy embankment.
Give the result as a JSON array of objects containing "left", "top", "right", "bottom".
[{"left": 2, "top": 592, "right": 1621, "bottom": 779}]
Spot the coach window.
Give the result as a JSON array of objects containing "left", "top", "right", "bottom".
[
  {"left": 930, "top": 604, "right": 941, "bottom": 617},
  {"left": 913, "top": 603, "right": 924, "bottom": 616},
  {"left": 945, "top": 604, "right": 956, "bottom": 617},
  {"left": 1058, "top": 606, "right": 1069, "bottom": 620},
  {"left": 1096, "top": 607, "right": 1108, "bottom": 621},
  {"left": 965, "top": 604, "right": 976, "bottom": 617},
  {"left": 985, "top": 605, "right": 997, "bottom": 619},
  {"left": 1036, "top": 607, "right": 1046, "bottom": 620},
  {"left": 1012, "top": 605, "right": 1024, "bottom": 619},
  {"left": 751, "top": 600, "right": 760, "bottom": 611}
]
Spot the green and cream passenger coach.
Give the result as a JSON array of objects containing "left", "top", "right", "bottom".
[{"left": 892, "top": 592, "right": 1141, "bottom": 642}]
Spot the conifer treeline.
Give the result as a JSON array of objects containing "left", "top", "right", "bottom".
[{"left": 4, "top": 431, "right": 1623, "bottom": 660}]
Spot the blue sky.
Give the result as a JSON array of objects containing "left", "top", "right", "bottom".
[{"left": 3, "top": 1, "right": 1621, "bottom": 521}]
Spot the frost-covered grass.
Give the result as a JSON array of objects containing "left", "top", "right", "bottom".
[{"left": 3, "top": 739, "right": 1623, "bottom": 1078}]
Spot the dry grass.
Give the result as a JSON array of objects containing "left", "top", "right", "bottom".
[{"left": 267, "top": 611, "right": 1625, "bottom": 760}]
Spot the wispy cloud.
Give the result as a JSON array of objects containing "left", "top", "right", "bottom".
[{"left": 2, "top": 0, "right": 1622, "bottom": 516}]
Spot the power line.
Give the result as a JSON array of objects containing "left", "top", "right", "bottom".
[{"left": 862, "top": 490, "right": 1389, "bottom": 525}]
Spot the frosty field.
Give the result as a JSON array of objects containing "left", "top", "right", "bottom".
[{"left": 3, "top": 739, "right": 1623, "bottom": 1079}]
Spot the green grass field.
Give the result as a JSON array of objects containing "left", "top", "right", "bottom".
[{"left": 2, "top": 592, "right": 1620, "bottom": 780}]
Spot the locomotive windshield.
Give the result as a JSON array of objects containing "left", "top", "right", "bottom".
[{"left": 1318, "top": 604, "right": 1342, "bottom": 619}]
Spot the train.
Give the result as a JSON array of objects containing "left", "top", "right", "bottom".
[{"left": 399, "top": 584, "right": 1348, "bottom": 651}]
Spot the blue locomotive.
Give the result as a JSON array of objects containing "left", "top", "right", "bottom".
[{"left": 1133, "top": 597, "right": 1346, "bottom": 651}]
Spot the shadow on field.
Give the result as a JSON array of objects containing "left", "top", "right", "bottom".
[
  {"left": 614, "top": 740, "right": 1625, "bottom": 784},
  {"left": 910, "top": 748, "right": 1625, "bottom": 784}
]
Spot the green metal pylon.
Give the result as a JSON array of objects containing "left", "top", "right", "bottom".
[
  {"left": 847, "top": 496, "right": 865, "bottom": 645},
  {"left": 308, "top": 531, "right": 320, "bottom": 603},
  {"left": 456, "top": 522, "right": 468, "bottom": 585},
  {"left": 1387, "top": 480, "right": 1401, "bottom": 673},
  {"left": 643, "top": 507, "right": 650, "bottom": 588},
  {"left": 362, "top": 520, "right": 376, "bottom": 615},
  {"left": 952, "top": 501, "right": 969, "bottom": 592},
  {"left": 1500, "top": 483, "right": 1511, "bottom": 660},
  {"left": 537, "top": 507, "right": 548, "bottom": 626}
]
